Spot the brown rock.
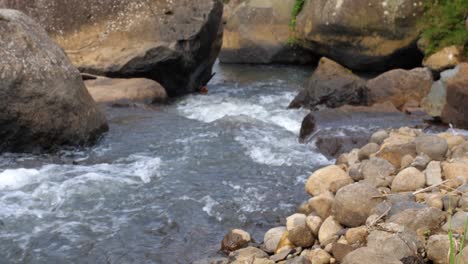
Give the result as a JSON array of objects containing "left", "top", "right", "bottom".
[
  {"left": 414, "top": 135, "right": 448, "bottom": 161},
  {"left": 264, "top": 227, "right": 287, "bottom": 254},
  {"left": 377, "top": 133, "right": 417, "bottom": 168},
  {"left": 367, "top": 68, "right": 433, "bottom": 109},
  {"left": 289, "top": 58, "right": 367, "bottom": 110},
  {"left": 287, "top": 214, "right": 315, "bottom": 248},
  {"left": 387, "top": 207, "right": 446, "bottom": 233},
  {"left": 0, "top": 9, "right": 108, "bottom": 152},
  {"left": 318, "top": 216, "right": 344, "bottom": 246},
  {"left": 360, "top": 157, "right": 396, "bottom": 187},
  {"left": 442, "top": 160, "right": 468, "bottom": 182},
  {"left": 305, "top": 165, "right": 353, "bottom": 196},
  {"left": 391, "top": 167, "right": 426, "bottom": 192},
  {"left": 221, "top": 229, "right": 251, "bottom": 252},
  {"left": 276, "top": 231, "right": 295, "bottom": 254},
  {"left": 426, "top": 234, "right": 451, "bottom": 264},
  {"left": 423, "top": 46, "right": 462, "bottom": 72},
  {"left": 331, "top": 243, "right": 354, "bottom": 263},
  {"left": 342, "top": 247, "right": 402, "bottom": 264},
  {"left": 0, "top": 0, "right": 224, "bottom": 96},
  {"left": 220, "top": 0, "right": 315, "bottom": 64},
  {"left": 442, "top": 63, "right": 468, "bottom": 129},
  {"left": 367, "top": 228, "right": 423, "bottom": 261},
  {"left": 358, "top": 143, "right": 380, "bottom": 161},
  {"left": 309, "top": 192, "right": 335, "bottom": 220},
  {"left": 85, "top": 77, "right": 167, "bottom": 104},
  {"left": 345, "top": 226, "right": 368, "bottom": 246},
  {"left": 306, "top": 215, "right": 323, "bottom": 237},
  {"left": 333, "top": 183, "right": 383, "bottom": 227},
  {"left": 425, "top": 161, "right": 443, "bottom": 186}
]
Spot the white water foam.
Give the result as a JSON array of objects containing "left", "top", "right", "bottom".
[{"left": 0, "top": 168, "right": 40, "bottom": 190}]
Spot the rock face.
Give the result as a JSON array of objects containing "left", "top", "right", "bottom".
[
  {"left": 0, "top": 0, "right": 224, "bottom": 96},
  {"left": 85, "top": 77, "right": 168, "bottom": 104},
  {"left": 0, "top": 9, "right": 108, "bottom": 152},
  {"left": 289, "top": 58, "right": 367, "bottom": 110},
  {"left": 220, "top": 0, "right": 315, "bottom": 64},
  {"left": 441, "top": 63, "right": 468, "bottom": 129},
  {"left": 295, "top": 0, "right": 424, "bottom": 71},
  {"left": 366, "top": 68, "right": 433, "bottom": 109}
]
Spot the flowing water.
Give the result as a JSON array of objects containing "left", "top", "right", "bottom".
[{"left": 0, "top": 63, "right": 438, "bottom": 264}]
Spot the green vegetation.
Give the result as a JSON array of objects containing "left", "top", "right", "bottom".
[
  {"left": 448, "top": 217, "right": 468, "bottom": 264},
  {"left": 420, "top": 0, "right": 468, "bottom": 56},
  {"left": 290, "top": 0, "right": 306, "bottom": 29},
  {"left": 288, "top": 0, "right": 306, "bottom": 45}
]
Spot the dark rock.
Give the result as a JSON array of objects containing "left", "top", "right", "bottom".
[
  {"left": 0, "top": 9, "right": 108, "bottom": 152},
  {"left": 0, "top": 0, "right": 224, "bottom": 96},
  {"left": 289, "top": 58, "right": 367, "bottom": 110},
  {"left": 442, "top": 63, "right": 468, "bottom": 129}
]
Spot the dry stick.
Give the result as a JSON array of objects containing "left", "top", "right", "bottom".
[
  {"left": 368, "top": 205, "right": 392, "bottom": 227},
  {"left": 412, "top": 179, "right": 452, "bottom": 196}
]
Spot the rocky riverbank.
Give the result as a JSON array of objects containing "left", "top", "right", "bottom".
[{"left": 205, "top": 127, "right": 468, "bottom": 264}]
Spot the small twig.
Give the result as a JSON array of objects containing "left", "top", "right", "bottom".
[
  {"left": 368, "top": 205, "right": 392, "bottom": 227},
  {"left": 412, "top": 180, "right": 452, "bottom": 195}
]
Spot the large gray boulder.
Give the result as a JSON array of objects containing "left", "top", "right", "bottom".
[
  {"left": 0, "top": 0, "right": 224, "bottom": 96},
  {"left": 296, "top": 0, "right": 425, "bottom": 71},
  {"left": 0, "top": 9, "right": 108, "bottom": 152}
]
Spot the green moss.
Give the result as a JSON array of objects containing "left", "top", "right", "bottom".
[
  {"left": 290, "top": 0, "right": 306, "bottom": 29},
  {"left": 420, "top": 0, "right": 468, "bottom": 56}
]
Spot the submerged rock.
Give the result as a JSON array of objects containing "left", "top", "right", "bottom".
[
  {"left": 0, "top": 9, "right": 108, "bottom": 152},
  {"left": 0, "top": 0, "right": 224, "bottom": 96}
]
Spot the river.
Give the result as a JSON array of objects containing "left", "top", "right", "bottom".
[{"left": 0, "top": 63, "right": 433, "bottom": 263}]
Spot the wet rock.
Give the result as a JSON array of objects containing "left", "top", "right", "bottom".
[
  {"left": 358, "top": 143, "right": 380, "bottom": 161},
  {"left": 299, "top": 113, "right": 316, "bottom": 143},
  {"left": 391, "top": 167, "right": 426, "bottom": 192},
  {"left": 411, "top": 154, "right": 431, "bottom": 171},
  {"left": 295, "top": 0, "right": 424, "bottom": 71},
  {"left": 220, "top": 0, "right": 315, "bottom": 64},
  {"left": 221, "top": 229, "right": 251, "bottom": 252},
  {"left": 414, "top": 135, "right": 448, "bottom": 161},
  {"left": 345, "top": 226, "right": 368, "bottom": 246},
  {"left": 0, "top": 0, "right": 224, "bottom": 97},
  {"left": 442, "top": 211, "right": 468, "bottom": 234},
  {"left": 367, "top": 228, "right": 422, "bottom": 261},
  {"left": 308, "top": 192, "right": 334, "bottom": 220},
  {"left": 305, "top": 165, "right": 353, "bottom": 196},
  {"left": 306, "top": 216, "right": 323, "bottom": 237},
  {"left": 441, "top": 63, "right": 468, "bottom": 129},
  {"left": 333, "top": 183, "right": 383, "bottom": 227},
  {"left": 318, "top": 216, "right": 344, "bottom": 246},
  {"left": 315, "top": 134, "right": 369, "bottom": 158},
  {"left": 85, "top": 77, "right": 167, "bottom": 105},
  {"left": 367, "top": 68, "right": 433, "bottom": 110},
  {"left": 287, "top": 214, "right": 315, "bottom": 248},
  {"left": 229, "top": 247, "right": 269, "bottom": 263},
  {"left": 387, "top": 207, "right": 446, "bottom": 233},
  {"left": 264, "top": 227, "right": 287, "bottom": 254},
  {"left": 425, "top": 161, "right": 443, "bottom": 186},
  {"left": 342, "top": 247, "right": 402, "bottom": 264},
  {"left": 0, "top": 9, "right": 108, "bottom": 152},
  {"left": 289, "top": 58, "right": 366, "bottom": 110},
  {"left": 423, "top": 46, "right": 462, "bottom": 72},
  {"left": 360, "top": 157, "right": 396, "bottom": 188},
  {"left": 426, "top": 234, "right": 451, "bottom": 264},
  {"left": 370, "top": 130, "right": 389, "bottom": 145}
]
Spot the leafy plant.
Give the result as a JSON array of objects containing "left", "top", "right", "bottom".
[
  {"left": 290, "top": 0, "right": 306, "bottom": 29},
  {"left": 419, "top": 0, "right": 468, "bottom": 56}
]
